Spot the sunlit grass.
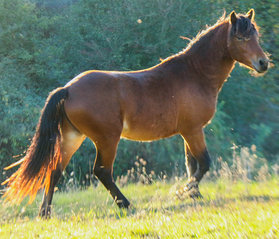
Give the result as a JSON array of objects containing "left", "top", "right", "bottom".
[{"left": 1, "top": 178, "right": 279, "bottom": 238}]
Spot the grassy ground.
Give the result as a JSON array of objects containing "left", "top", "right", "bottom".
[{"left": 1, "top": 178, "right": 279, "bottom": 238}]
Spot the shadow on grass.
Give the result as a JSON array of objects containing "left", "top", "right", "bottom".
[
  {"left": 161, "top": 194, "right": 279, "bottom": 212},
  {"left": 110, "top": 193, "right": 279, "bottom": 221}
]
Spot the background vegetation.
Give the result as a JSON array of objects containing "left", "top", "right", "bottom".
[{"left": 0, "top": 0, "right": 278, "bottom": 187}]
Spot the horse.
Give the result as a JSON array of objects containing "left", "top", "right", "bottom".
[{"left": 2, "top": 9, "right": 269, "bottom": 218}]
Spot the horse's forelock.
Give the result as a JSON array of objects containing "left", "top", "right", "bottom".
[{"left": 234, "top": 15, "right": 257, "bottom": 37}]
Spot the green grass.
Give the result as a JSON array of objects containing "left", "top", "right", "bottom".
[{"left": 1, "top": 178, "right": 279, "bottom": 238}]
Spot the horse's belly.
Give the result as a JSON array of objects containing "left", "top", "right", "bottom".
[
  {"left": 121, "top": 130, "right": 177, "bottom": 141},
  {"left": 120, "top": 118, "right": 177, "bottom": 141}
]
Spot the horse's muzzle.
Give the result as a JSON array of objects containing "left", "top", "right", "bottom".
[{"left": 253, "top": 58, "right": 269, "bottom": 73}]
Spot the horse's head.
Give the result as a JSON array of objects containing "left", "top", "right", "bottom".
[{"left": 227, "top": 9, "right": 269, "bottom": 74}]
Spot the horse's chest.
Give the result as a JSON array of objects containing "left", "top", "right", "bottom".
[
  {"left": 178, "top": 93, "right": 216, "bottom": 128},
  {"left": 200, "top": 103, "right": 216, "bottom": 125}
]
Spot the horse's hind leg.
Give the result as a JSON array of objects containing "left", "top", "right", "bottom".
[
  {"left": 39, "top": 167, "right": 62, "bottom": 218},
  {"left": 92, "top": 136, "right": 130, "bottom": 208},
  {"left": 39, "top": 119, "right": 85, "bottom": 218}
]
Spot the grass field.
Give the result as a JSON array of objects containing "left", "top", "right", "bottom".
[{"left": 1, "top": 178, "right": 279, "bottom": 238}]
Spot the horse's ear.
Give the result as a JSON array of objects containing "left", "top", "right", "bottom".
[
  {"left": 247, "top": 9, "right": 255, "bottom": 21},
  {"left": 230, "top": 11, "right": 237, "bottom": 25}
]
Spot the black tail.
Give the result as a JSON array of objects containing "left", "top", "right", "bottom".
[{"left": 2, "top": 87, "right": 68, "bottom": 204}]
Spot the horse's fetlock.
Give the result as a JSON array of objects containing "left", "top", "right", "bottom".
[
  {"left": 200, "top": 150, "right": 211, "bottom": 173},
  {"left": 201, "top": 163, "right": 210, "bottom": 173}
]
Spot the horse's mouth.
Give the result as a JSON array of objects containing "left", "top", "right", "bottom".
[{"left": 253, "top": 67, "right": 267, "bottom": 74}]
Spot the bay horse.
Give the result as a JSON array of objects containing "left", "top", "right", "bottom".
[{"left": 2, "top": 9, "right": 269, "bottom": 218}]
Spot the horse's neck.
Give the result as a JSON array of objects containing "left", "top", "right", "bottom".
[{"left": 184, "top": 22, "right": 235, "bottom": 93}]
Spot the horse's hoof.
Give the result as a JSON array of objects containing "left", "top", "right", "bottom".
[
  {"left": 39, "top": 206, "right": 51, "bottom": 219},
  {"left": 187, "top": 186, "right": 203, "bottom": 199},
  {"left": 116, "top": 198, "right": 130, "bottom": 209},
  {"left": 183, "top": 179, "right": 203, "bottom": 199}
]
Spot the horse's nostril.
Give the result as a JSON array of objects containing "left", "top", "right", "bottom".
[{"left": 258, "top": 58, "right": 268, "bottom": 71}]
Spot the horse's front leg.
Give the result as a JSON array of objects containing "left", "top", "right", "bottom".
[
  {"left": 184, "top": 143, "right": 197, "bottom": 180},
  {"left": 181, "top": 129, "right": 211, "bottom": 198}
]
